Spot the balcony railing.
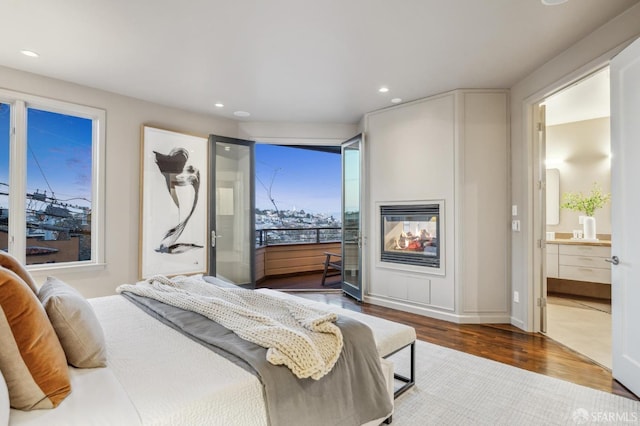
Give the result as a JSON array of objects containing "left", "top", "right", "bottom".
[{"left": 256, "top": 227, "right": 341, "bottom": 246}]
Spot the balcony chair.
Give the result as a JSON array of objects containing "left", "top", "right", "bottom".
[{"left": 321, "top": 252, "right": 342, "bottom": 286}]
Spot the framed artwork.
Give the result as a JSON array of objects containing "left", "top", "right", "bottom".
[{"left": 139, "top": 126, "right": 208, "bottom": 279}]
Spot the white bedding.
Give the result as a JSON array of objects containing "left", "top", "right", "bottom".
[
  {"left": 9, "top": 367, "right": 140, "bottom": 426},
  {"left": 9, "top": 292, "right": 393, "bottom": 426},
  {"left": 10, "top": 295, "right": 268, "bottom": 426}
]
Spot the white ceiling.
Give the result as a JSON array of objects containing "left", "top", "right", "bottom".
[{"left": 0, "top": 0, "right": 637, "bottom": 124}]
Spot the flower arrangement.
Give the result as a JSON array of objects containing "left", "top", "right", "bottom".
[{"left": 560, "top": 183, "right": 611, "bottom": 217}]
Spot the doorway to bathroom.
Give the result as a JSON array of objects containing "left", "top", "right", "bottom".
[{"left": 540, "top": 67, "right": 612, "bottom": 369}]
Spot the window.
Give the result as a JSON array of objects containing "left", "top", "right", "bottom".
[
  {"left": 0, "top": 90, "right": 105, "bottom": 269},
  {"left": 0, "top": 104, "right": 9, "bottom": 242}
]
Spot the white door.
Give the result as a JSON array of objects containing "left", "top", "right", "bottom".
[{"left": 610, "top": 36, "right": 640, "bottom": 397}]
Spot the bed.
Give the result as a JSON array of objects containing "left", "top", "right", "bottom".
[{"left": 2, "top": 268, "right": 399, "bottom": 426}]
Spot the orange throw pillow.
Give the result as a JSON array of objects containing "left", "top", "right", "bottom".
[{"left": 0, "top": 267, "right": 71, "bottom": 410}]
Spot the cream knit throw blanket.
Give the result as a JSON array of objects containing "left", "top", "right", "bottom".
[{"left": 117, "top": 275, "right": 343, "bottom": 380}]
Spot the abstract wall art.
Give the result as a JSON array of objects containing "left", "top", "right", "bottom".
[{"left": 139, "top": 126, "right": 208, "bottom": 279}]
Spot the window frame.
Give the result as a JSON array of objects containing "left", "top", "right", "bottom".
[{"left": 0, "top": 89, "right": 106, "bottom": 271}]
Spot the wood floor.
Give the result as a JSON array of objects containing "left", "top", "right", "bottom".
[{"left": 286, "top": 289, "right": 639, "bottom": 402}]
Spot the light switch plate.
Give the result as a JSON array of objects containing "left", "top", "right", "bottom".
[
  {"left": 512, "top": 205, "right": 518, "bottom": 216},
  {"left": 511, "top": 220, "right": 521, "bottom": 232}
]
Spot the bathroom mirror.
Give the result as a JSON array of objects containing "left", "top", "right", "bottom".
[{"left": 546, "top": 168, "right": 560, "bottom": 225}]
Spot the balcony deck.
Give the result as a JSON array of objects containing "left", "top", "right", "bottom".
[{"left": 255, "top": 226, "right": 342, "bottom": 290}]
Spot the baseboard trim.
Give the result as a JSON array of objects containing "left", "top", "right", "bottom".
[
  {"left": 365, "top": 295, "right": 510, "bottom": 324},
  {"left": 365, "top": 295, "right": 460, "bottom": 322},
  {"left": 510, "top": 316, "right": 526, "bottom": 330}
]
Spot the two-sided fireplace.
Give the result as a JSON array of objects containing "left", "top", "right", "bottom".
[{"left": 380, "top": 203, "right": 441, "bottom": 271}]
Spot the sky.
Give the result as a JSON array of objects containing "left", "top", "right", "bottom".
[
  {"left": 0, "top": 103, "right": 93, "bottom": 210},
  {"left": 255, "top": 144, "right": 341, "bottom": 216}
]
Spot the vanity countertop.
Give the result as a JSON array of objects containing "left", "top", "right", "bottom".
[{"left": 546, "top": 238, "right": 611, "bottom": 247}]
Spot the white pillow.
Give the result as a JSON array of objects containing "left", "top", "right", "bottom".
[
  {"left": 38, "top": 276, "right": 107, "bottom": 368},
  {"left": 0, "top": 368, "right": 9, "bottom": 426}
]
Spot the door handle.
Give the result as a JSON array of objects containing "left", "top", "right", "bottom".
[
  {"left": 211, "top": 231, "right": 223, "bottom": 248},
  {"left": 354, "top": 232, "right": 362, "bottom": 248},
  {"left": 605, "top": 256, "right": 619, "bottom": 265}
]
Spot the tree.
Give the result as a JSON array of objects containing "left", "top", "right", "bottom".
[{"left": 257, "top": 168, "right": 284, "bottom": 225}]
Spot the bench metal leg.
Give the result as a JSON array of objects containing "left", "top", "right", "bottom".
[{"left": 384, "top": 342, "right": 415, "bottom": 399}]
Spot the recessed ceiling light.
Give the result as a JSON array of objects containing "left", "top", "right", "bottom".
[
  {"left": 378, "top": 87, "right": 389, "bottom": 93},
  {"left": 233, "top": 111, "right": 250, "bottom": 117},
  {"left": 391, "top": 98, "right": 402, "bottom": 104},
  {"left": 215, "top": 103, "right": 224, "bottom": 108},
  {"left": 20, "top": 50, "right": 39, "bottom": 58},
  {"left": 541, "top": 0, "right": 568, "bottom": 5}
]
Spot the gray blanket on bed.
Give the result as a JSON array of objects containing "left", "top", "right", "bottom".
[{"left": 121, "top": 292, "right": 392, "bottom": 426}]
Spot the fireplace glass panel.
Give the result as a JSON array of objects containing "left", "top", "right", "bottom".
[{"left": 380, "top": 204, "right": 440, "bottom": 268}]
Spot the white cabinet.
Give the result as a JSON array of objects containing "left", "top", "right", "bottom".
[
  {"left": 546, "top": 243, "right": 611, "bottom": 284},
  {"left": 546, "top": 244, "right": 559, "bottom": 278},
  {"left": 558, "top": 244, "right": 611, "bottom": 284}
]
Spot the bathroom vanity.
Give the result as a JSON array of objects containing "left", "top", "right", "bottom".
[{"left": 546, "top": 238, "right": 611, "bottom": 299}]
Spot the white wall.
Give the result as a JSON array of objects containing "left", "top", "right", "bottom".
[
  {"left": 0, "top": 65, "right": 239, "bottom": 298},
  {"left": 509, "top": 4, "right": 640, "bottom": 331},
  {"left": 366, "top": 93, "right": 457, "bottom": 317},
  {"left": 364, "top": 90, "right": 509, "bottom": 323},
  {"left": 546, "top": 117, "right": 611, "bottom": 235},
  {"left": 458, "top": 92, "right": 509, "bottom": 318},
  {"left": 238, "top": 121, "right": 358, "bottom": 145}
]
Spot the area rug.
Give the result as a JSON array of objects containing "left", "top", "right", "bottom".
[{"left": 387, "top": 340, "right": 639, "bottom": 425}]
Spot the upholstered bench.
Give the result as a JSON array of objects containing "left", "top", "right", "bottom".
[
  {"left": 257, "top": 289, "right": 417, "bottom": 398},
  {"left": 338, "top": 307, "right": 416, "bottom": 398}
]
